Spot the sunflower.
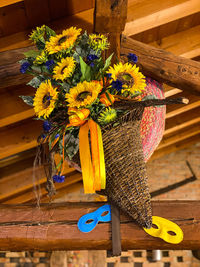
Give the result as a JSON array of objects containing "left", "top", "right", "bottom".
[
  {"left": 108, "top": 62, "right": 146, "bottom": 95},
  {"left": 98, "top": 108, "right": 117, "bottom": 125},
  {"left": 34, "top": 50, "right": 48, "bottom": 65},
  {"left": 53, "top": 57, "right": 76, "bottom": 81},
  {"left": 66, "top": 81, "right": 102, "bottom": 108},
  {"left": 89, "top": 34, "right": 109, "bottom": 51},
  {"left": 33, "top": 80, "right": 58, "bottom": 118},
  {"left": 46, "top": 27, "right": 81, "bottom": 54},
  {"left": 29, "top": 25, "right": 46, "bottom": 44}
]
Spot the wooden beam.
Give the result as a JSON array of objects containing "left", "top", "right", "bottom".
[
  {"left": 0, "top": 201, "right": 200, "bottom": 250},
  {"left": 124, "top": 0, "right": 200, "bottom": 36},
  {"left": 121, "top": 36, "right": 200, "bottom": 95}
]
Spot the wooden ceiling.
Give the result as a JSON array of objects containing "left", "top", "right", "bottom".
[{"left": 0, "top": 0, "right": 199, "bottom": 204}]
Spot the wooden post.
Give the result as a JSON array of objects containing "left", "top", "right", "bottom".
[
  {"left": 93, "top": 0, "right": 128, "bottom": 256},
  {"left": 0, "top": 201, "right": 200, "bottom": 251}
]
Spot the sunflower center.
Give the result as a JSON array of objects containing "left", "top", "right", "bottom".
[
  {"left": 58, "top": 35, "right": 70, "bottom": 45},
  {"left": 61, "top": 65, "right": 68, "bottom": 74},
  {"left": 94, "top": 37, "right": 102, "bottom": 42},
  {"left": 117, "top": 72, "right": 134, "bottom": 87},
  {"left": 76, "top": 91, "right": 92, "bottom": 102},
  {"left": 42, "top": 94, "right": 51, "bottom": 108}
]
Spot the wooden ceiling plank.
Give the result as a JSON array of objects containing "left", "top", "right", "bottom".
[
  {"left": 149, "top": 25, "right": 200, "bottom": 59},
  {"left": 166, "top": 99, "right": 200, "bottom": 119},
  {"left": 2, "top": 172, "right": 82, "bottom": 204},
  {"left": 150, "top": 134, "right": 200, "bottom": 161},
  {"left": 158, "top": 124, "right": 200, "bottom": 150},
  {"left": 124, "top": 0, "right": 200, "bottom": 36},
  {"left": 164, "top": 87, "right": 182, "bottom": 98},
  {"left": 164, "top": 107, "right": 200, "bottom": 136},
  {"left": 0, "top": 85, "right": 35, "bottom": 127},
  {"left": 39, "top": 181, "right": 83, "bottom": 203},
  {"left": 0, "top": 119, "right": 42, "bottom": 160},
  {"left": 0, "top": 155, "right": 77, "bottom": 202},
  {"left": 0, "top": 8, "right": 94, "bottom": 52},
  {"left": 132, "top": 13, "right": 200, "bottom": 45},
  {"left": 24, "top": 0, "right": 51, "bottom": 28},
  {"left": 0, "top": 0, "right": 23, "bottom": 8}
]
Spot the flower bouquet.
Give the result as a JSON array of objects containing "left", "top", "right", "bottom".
[{"left": 20, "top": 25, "right": 184, "bottom": 228}]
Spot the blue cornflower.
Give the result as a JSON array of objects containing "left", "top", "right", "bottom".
[
  {"left": 41, "top": 134, "right": 46, "bottom": 139},
  {"left": 53, "top": 174, "right": 65, "bottom": 183},
  {"left": 45, "top": 60, "right": 55, "bottom": 70},
  {"left": 106, "top": 73, "right": 112, "bottom": 78},
  {"left": 90, "top": 62, "right": 95, "bottom": 67},
  {"left": 87, "top": 54, "right": 98, "bottom": 61},
  {"left": 55, "top": 134, "right": 60, "bottom": 139},
  {"left": 111, "top": 79, "right": 123, "bottom": 92},
  {"left": 43, "top": 121, "right": 52, "bottom": 132},
  {"left": 20, "top": 62, "right": 30, "bottom": 74},
  {"left": 127, "top": 53, "right": 138, "bottom": 63}
]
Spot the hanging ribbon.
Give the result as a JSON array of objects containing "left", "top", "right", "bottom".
[{"left": 79, "top": 119, "right": 106, "bottom": 193}]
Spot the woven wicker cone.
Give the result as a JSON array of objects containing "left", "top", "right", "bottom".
[{"left": 102, "top": 106, "right": 152, "bottom": 229}]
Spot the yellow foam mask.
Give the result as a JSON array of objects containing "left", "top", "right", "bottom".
[{"left": 143, "top": 216, "right": 183, "bottom": 244}]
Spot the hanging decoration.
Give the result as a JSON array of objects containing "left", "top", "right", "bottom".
[{"left": 20, "top": 25, "right": 187, "bottom": 236}]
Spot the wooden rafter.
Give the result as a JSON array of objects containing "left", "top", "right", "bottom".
[
  {"left": 0, "top": 201, "right": 200, "bottom": 250},
  {"left": 120, "top": 36, "right": 200, "bottom": 95}
]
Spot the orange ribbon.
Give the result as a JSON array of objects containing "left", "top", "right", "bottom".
[{"left": 79, "top": 119, "right": 106, "bottom": 194}]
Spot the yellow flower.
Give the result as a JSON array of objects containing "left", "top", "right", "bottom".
[
  {"left": 66, "top": 81, "right": 102, "bottom": 108},
  {"left": 34, "top": 50, "right": 48, "bottom": 65},
  {"left": 89, "top": 34, "right": 109, "bottom": 51},
  {"left": 98, "top": 108, "right": 117, "bottom": 125},
  {"left": 29, "top": 25, "right": 46, "bottom": 44},
  {"left": 33, "top": 80, "right": 58, "bottom": 118},
  {"left": 108, "top": 62, "right": 146, "bottom": 95},
  {"left": 46, "top": 27, "right": 81, "bottom": 54},
  {"left": 53, "top": 57, "right": 76, "bottom": 81}
]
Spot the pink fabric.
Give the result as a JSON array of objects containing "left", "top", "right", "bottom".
[{"left": 137, "top": 78, "right": 165, "bottom": 162}]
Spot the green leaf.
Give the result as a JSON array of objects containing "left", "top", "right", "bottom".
[
  {"left": 103, "top": 53, "right": 113, "bottom": 71},
  {"left": 27, "top": 76, "right": 43, "bottom": 88},
  {"left": 23, "top": 50, "right": 40, "bottom": 58},
  {"left": 79, "top": 56, "right": 91, "bottom": 82},
  {"left": 19, "top": 96, "right": 34, "bottom": 106},
  {"left": 31, "top": 65, "right": 42, "bottom": 73}
]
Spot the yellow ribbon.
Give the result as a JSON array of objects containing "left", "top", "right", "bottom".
[{"left": 79, "top": 119, "right": 106, "bottom": 193}]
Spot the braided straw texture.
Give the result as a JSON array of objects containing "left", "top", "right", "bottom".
[{"left": 102, "top": 107, "right": 152, "bottom": 228}]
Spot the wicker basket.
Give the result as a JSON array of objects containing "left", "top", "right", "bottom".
[{"left": 101, "top": 106, "right": 152, "bottom": 228}]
